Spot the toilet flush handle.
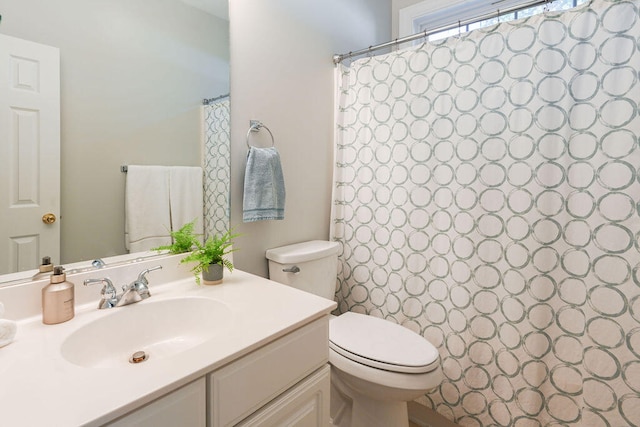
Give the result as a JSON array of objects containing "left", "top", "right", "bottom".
[{"left": 283, "top": 266, "right": 300, "bottom": 273}]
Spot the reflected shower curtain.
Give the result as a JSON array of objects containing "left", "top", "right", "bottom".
[
  {"left": 203, "top": 98, "right": 231, "bottom": 238},
  {"left": 331, "top": 0, "right": 640, "bottom": 425}
]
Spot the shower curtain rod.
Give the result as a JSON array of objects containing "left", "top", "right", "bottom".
[
  {"left": 333, "top": 0, "right": 550, "bottom": 64},
  {"left": 202, "top": 93, "right": 229, "bottom": 105}
]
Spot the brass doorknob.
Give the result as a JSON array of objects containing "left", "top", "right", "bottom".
[{"left": 42, "top": 213, "right": 56, "bottom": 224}]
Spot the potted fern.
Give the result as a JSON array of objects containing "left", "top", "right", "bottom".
[
  {"left": 180, "top": 228, "right": 239, "bottom": 285},
  {"left": 152, "top": 220, "right": 199, "bottom": 254},
  {"left": 153, "top": 221, "right": 239, "bottom": 285}
]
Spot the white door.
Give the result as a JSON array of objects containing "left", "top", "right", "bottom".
[{"left": 0, "top": 34, "right": 60, "bottom": 274}]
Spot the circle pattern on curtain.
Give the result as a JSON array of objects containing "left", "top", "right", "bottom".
[
  {"left": 204, "top": 100, "right": 231, "bottom": 238},
  {"left": 332, "top": 0, "right": 640, "bottom": 425}
]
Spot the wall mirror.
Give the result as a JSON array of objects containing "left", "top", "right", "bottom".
[{"left": 0, "top": 0, "right": 230, "bottom": 285}]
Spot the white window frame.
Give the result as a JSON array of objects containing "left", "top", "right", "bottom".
[
  {"left": 399, "top": 0, "right": 587, "bottom": 41},
  {"left": 399, "top": 0, "right": 471, "bottom": 38}
]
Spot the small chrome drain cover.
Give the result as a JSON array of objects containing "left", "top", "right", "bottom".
[{"left": 129, "top": 350, "right": 149, "bottom": 364}]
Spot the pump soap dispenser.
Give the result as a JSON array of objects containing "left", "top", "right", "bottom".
[
  {"left": 32, "top": 256, "right": 54, "bottom": 280},
  {"left": 42, "top": 266, "right": 75, "bottom": 325}
]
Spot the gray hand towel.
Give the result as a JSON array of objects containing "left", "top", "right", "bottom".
[{"left": 243, "top": 147, "right": 286, "bottom": 222}]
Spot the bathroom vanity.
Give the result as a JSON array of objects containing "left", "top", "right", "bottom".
[{"left": 0, "top": 255, "right": 336, "bottom": 426}]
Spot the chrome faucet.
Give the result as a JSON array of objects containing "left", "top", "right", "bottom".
[
  {"left": 118, "top": 266, "right": 162, "bottom": 306},
  {"left": 91, "top": 258, "right": 106, "bottom": 268},
  {"left": 83, "top": 278, "right": 118, "bottom": 309},
  {"left": 83, "top": 265, "right": 163, "bottom": 309}
]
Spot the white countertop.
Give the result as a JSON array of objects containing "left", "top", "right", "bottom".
[{"left": 0, "top": 270, "right": 336, "bottom": 426}]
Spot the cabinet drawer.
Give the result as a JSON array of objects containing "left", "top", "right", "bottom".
[
  {"left": 208, "top": 317, "right": 329, "bottom": 427},
  {"left": 106, "top": 378, "right": 206, "bottom": 427},
  {"left": 237, "top": 365, "right": 330, "bottom": 427}
]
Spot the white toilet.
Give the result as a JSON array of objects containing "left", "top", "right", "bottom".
[{"left": 266, "top": 240, "right": 443, "bottom": 427}]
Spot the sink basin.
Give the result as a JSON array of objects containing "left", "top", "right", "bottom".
[{"left": 61, "top": 297, "right": 233, "bottom": 368}]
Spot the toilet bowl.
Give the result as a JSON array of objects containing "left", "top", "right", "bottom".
[
  {"left": 266, "top": 241, "right": 443, "bottom": 427},
  {"left": 328, "top": 312, "right": 442, "bottom": 427}
]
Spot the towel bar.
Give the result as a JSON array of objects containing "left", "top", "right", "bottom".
[{"left": 246, "top": 120, "right": 275, "bottom": 149}]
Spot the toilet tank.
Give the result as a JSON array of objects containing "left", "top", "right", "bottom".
[{"left": 266, "top": 240, "right": 340, "bottom": 301}]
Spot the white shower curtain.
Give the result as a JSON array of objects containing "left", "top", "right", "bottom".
[
  {"left": 203, "top": 98, "right": 231, "bottom": 238},
  {"left": 331, "top": 0, "right": 640, "bottom": 425}
]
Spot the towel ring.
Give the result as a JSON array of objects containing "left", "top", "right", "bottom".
[{"left": 246, "top": 120, "right": 275, "bottom": 149}]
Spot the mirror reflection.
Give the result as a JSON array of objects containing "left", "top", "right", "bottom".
[{"left": 0, "top": 0, "right": 230, "bottom": 283}]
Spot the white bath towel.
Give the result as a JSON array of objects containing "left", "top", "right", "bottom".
[
  {"left": 169, "top": 166, "right": 204, "bottom": 243},
  {"left": 0, "top": 301, "right": 4, "bottom": 318},
  {"left": 125, "top": 165, "right": 172, "bottom": 252},
  {"left": 0, "top": 319, "right": 17, "bottom": 348}
]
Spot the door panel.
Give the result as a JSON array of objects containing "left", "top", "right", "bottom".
[{"left": 0, "top": 34, "right": 60, "bottom": 274}]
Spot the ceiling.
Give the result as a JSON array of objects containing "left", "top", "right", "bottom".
[{"left": 179, "top": 0, "right": 229, "bottom": 21}]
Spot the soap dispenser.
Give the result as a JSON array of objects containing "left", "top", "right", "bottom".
[
  {"left": 42, "top": 266, "right": 75, "bottom": 325},
  {"left": 32, "top": 256, "right": 54, "bottom": 280}
]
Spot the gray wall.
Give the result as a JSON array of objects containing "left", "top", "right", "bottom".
[
  {"left": 229, "top": 0, "right": 392, "bottom": 277},
  {"left": 0, "top": 0, "right": 229, "bottom": 263}
]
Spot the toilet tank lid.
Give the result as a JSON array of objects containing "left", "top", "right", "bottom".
[{"left": 266, "top": 240, "right": 340, "bottom": 264}]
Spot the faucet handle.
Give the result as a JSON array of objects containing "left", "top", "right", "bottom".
[
  {"left": 84, "top": 278, "right": 118, "bottom": 309},
  {"left": 136, "top": 265, "right": 163, "bottom": 284},
  {"left": 133, "top": 265, "right": 162, "bottom": 299}
]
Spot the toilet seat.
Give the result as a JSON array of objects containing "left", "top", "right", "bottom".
[{"left": 329, "top": 312, "right": 439, "bottom": 374}]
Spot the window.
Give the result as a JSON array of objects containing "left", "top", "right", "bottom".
[
  {"left": 399, "top": 0, "right": 589, "bottom": 42},
  {"left": 426, "top": 0, "right": 588, "bottom": 41}
]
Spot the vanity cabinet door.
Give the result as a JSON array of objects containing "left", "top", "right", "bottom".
[
  {"left": 105, "top": 378, "right": 206, "bottom": 427},
  {"left": 208, "top": 318, "right": 329, "bottom": 427},
  {"left": 237, "top": 365, "right": 330, "bottom": 427}
]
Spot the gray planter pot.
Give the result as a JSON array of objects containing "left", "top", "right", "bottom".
[{"left": 202, "top": 263, "right": 224, "bottom": 285}]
